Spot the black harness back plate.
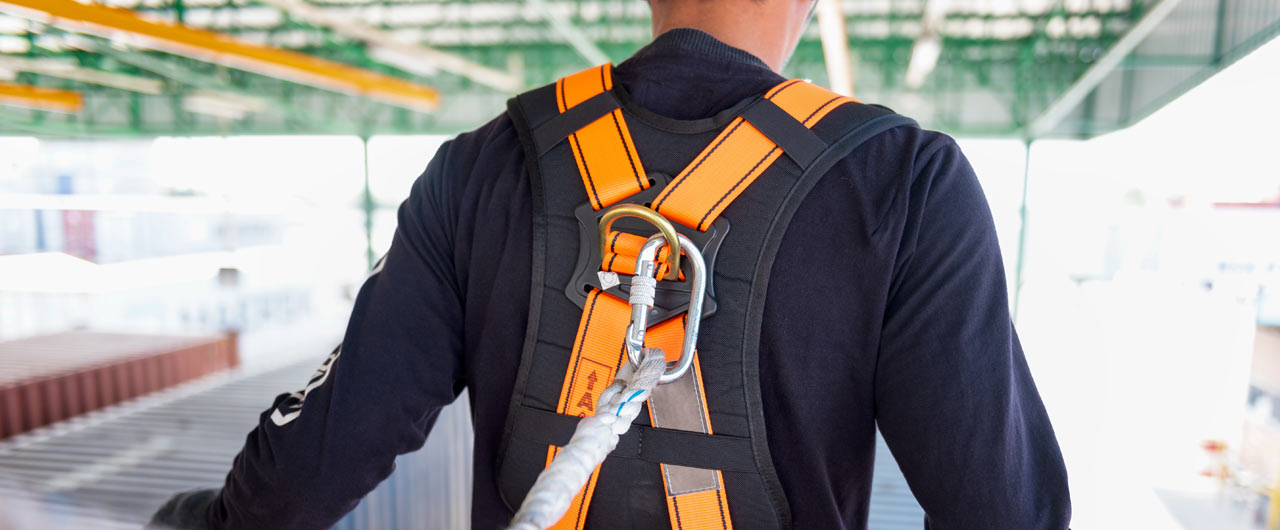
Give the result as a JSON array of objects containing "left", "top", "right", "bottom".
[
  {"left": 564, "top": 172, "right": 730, "bottom": 324},
  {"left": 496, "top": 79, "right": 916, "bottom": 529}
]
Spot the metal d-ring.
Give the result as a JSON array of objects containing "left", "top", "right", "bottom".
[
  {"left": 597, "top": 204, "right": 681, "bottom": 281},
  {"left": 625, "top": 233, "right": 707, "bottom": 384}
]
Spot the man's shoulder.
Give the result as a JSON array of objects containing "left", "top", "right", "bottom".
[
  {"left": 848, "top": 117, "right": 955, "bottom": 169},
  {"left": 825, "top": 106, "right": 957, "bottom": 186},
  {"left": 810, "top": 107, "right": 965, "bottom": 232},
  {"left": 425, "top": 111, "right": 525, "bottom": 196},
  {"left": 447, "top": 111, "right": 521, "bottom": 162}
]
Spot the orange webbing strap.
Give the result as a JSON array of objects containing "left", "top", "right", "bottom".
[
  {"left": 652, "top": 79, "right": 857, "bottom": 231},
  {"left": 602, "top": 231, "right": 681, "bottom": 280},
  {"left": 544, "top": 289, "right": 629, "bottom": 530},
  {"left": 556, "top": 64, "right": 649, "bottom": 210}
]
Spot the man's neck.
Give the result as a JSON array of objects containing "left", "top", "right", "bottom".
[{"left": 649, "top": 2, "right": 803, "bottom": 72}]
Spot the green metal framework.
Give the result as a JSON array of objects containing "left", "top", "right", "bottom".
[{"left": 0, "top": 0, "right": 1277, "bottom": 138}]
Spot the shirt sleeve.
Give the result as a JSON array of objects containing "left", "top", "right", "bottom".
[
  {"left": 199, "top": 138, "right": 468, "bottom": 529},
  {"left": 873, "top": 137, "right": 1071, "bottom": 529}
]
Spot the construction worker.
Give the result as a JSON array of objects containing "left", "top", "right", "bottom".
[{"left": 150, "top": 0, "right": 1072, "bottom": 528}]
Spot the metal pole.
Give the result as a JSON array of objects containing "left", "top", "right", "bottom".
[
  {"left": 361, "top": 135, "right": 375, "bottom": 270},
  {"left": 816, "top": 0, "right": 854, "bottom": 96},
  {"left": 1012, "top": 139, "right": 1032, "bottom": 323}
]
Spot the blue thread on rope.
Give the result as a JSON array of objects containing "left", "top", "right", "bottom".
[{"left": 616, "top": 389, "right": 644, "bottom": 416}]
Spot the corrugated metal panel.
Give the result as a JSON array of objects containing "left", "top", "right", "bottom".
[
  {"left": 0, "top": 356, "right": 472, "bottom": 529},
  {"left": 333, "top": 388, "right": 473, "bottom": 529},
  {"left": 0, "top": 331, "right": 238, "bottom": 440},
  {"left": 867, "top": 433, "right": 927, "bottom": 530}
]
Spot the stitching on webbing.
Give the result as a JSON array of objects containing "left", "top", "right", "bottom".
[
  {"left": 653, "top": 118, "right": 746, "bottom": 212},
  {"left": 562, "top": 74, "right": 604, "bottom": 208},
  {"left": 561, "top": 291, "right": 599, "bottom": 410},
  {"left": 697, "top": 146, "right": 778, "bottom": 230},
  {"left": 604, "top": 232, "right": 622, "bottom": 272},
  {"left": 715, "top": 487, "right": 729, "bottom": 529},
  {"left": 655, "top": 79, "right": 799, "bottom": 218},
  {"left": 673, "top": 495, "right": 685, "bottom": 530},
  {"left": 766, "top": 79, "right": 802, "bottom": 99},
  {"left": 798, "top": 94, "right": 849, "bottom": 126},
  {"left": 609, "top": 110, "right": 645, "bottom": 191},
  {"left": 803, "top": 95, "right": 845, "bottom": 127},
  {"left": 570, "top": 133, "right": 602, "bottom": 208}
]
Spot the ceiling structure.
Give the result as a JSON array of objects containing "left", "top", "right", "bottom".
[{"left": 0, "top": 0, "right": 1277, "bottom": 139}]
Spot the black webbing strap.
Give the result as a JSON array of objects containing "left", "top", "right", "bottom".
[
  {"left": 741, "top": 98, "right": 828, "bottom": 169},
  {"left": 512, "top": 405, "right": 758, "bottom": 473},
  {"left": 531, "top": 91, "right": 622, "bottom": 156}
]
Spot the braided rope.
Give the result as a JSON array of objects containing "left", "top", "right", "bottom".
[{"left": 506, "top": 348, "right": 668, "bottom": 530}]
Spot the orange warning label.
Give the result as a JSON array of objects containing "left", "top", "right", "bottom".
[{"left": 563, "top": 357, "right": 612, "bottom": 418}]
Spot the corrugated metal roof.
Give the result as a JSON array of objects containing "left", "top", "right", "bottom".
[
  {"left": 2, "top": 0, "right": 1275, "bottom": 137},
  {"left": 0, "top": 358, "right": 473, "bottom": 529}
]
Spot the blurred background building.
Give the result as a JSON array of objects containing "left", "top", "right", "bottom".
[{"left": 0, "top": 0, "right": 1278, "bottom": 528}]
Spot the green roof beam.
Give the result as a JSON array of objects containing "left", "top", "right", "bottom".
[
  {"left": 1026, "top": 0, "right": 1182, "bottom": 138},
  {"left": 526, "top": 0, "right": 611, "bottom": 66}
]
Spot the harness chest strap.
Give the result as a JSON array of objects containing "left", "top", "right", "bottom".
[{"left": 542, "top": 64, "right": 858, "bottom": 530}]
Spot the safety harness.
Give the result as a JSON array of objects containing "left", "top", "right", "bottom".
[{"left": 497, "top": 64, "right": 916, "bottom": 529}]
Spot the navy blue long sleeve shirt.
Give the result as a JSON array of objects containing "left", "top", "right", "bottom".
[{"left": 173, "top": 29, "right": 1070, "bottom": 530}]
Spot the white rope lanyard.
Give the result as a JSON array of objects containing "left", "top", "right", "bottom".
[{"left": 506, "top": 348, "right": 668, "bottom": 530}]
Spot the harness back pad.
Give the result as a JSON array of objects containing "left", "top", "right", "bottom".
[{"left": 497, "top": 68, "right": 916, "bottom": 529}]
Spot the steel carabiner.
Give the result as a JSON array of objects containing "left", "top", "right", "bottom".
[{"left": 624, "top": 232, "right": 707, "bottom": 384}]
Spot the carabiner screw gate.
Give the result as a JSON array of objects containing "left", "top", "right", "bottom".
[{"left": 625, "top": 233, "right": 707, "bottom": 384}]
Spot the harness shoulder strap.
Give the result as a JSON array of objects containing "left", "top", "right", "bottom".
[
  {"left": 532, "top": 64, "right": 650, "bottom": 210},
  {"left": 654, "top": 79, "right": 860, "bottom": 230}
]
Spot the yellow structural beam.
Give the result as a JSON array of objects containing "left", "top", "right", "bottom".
[
  {"left": 0, "top": 81, "right": 83, "bottom": 113},
  {"left": 0, "top": 0, "right": 440, "bottom": 112}
]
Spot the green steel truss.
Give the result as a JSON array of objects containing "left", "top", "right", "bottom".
[{"left": 0, "top": 0, "right": 1277, "bottom": 138}]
